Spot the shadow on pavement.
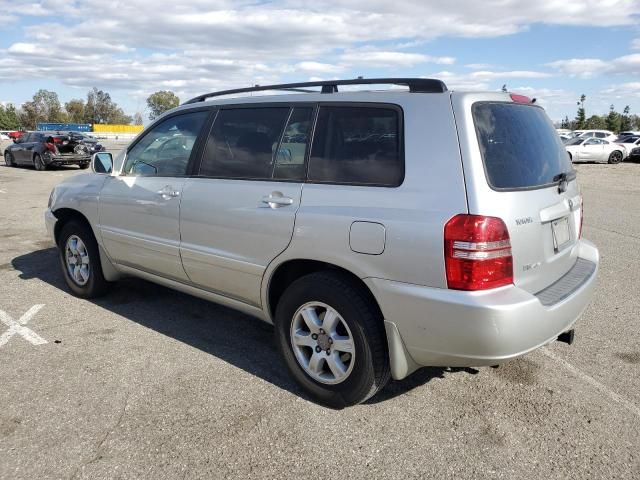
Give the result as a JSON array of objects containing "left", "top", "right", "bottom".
[{"left": 12, "top": 247, "right": 477, "bottom": 406}]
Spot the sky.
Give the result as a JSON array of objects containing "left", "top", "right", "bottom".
[{"left": 0, "top": 0, "right": 639, "bottom": 123}]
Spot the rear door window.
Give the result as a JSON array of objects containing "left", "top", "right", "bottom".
[
  {"left": 199, "top": 107, "right": 290, "bottom": 179},
  {"left": 308, "top": 106, "right": 403, "bottom": 186},
  {"left": 473, "top": 102, "right": 574, "bottom": 190}
]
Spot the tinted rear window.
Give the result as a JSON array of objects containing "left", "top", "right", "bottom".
[
  {"left": 308, "top": 106, "right": 403, "bottom": 186},
  {"left": 473, "top": 103, "right": 574, "bottom": 189}
]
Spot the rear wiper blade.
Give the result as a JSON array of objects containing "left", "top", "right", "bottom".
[
  {"left": 552, "top": 172, "right": 567, "bottom": 183},
  {"left": 553, "top": 171, "right": 574, "bottom": 193}
]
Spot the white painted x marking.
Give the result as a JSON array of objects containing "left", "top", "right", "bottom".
[{"left": 0, "top": 305, "right": 47, "bottom": 348}]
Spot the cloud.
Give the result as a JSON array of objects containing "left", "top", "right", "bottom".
[
  {"left": 632, "top": 38, "right": 640, "bottom": 50},
  {"left": 548, "top": 54, "right": 640, "bottom": 78},
  {"left": 601, "top": 82, "right": 640, "bottom": 99},
  {"left": 340, "top": 50, "right": 455, "bottom": 67},
  {"left": 0, "top": 0, "right": 638, "bottom": 103}
]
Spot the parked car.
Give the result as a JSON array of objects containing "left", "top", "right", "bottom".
[
  {"left": 614, "top": 135, "right": 640, "bottom": 157},
  {"left": 628, "top": 146, "right": 640, "bottom": 162},
  {"left": 8, "top": 131, "right": 25, "bottom": 141},
  {"left": 564, "top": 136, "right": 625, "bottom": 163},
  {"left": 618, "top": 131, "right": 640, "bottom": 138},
  {"left": 3, "top": 131, "right": 103, "bottom": 170},
  {"left": 45, "top": 78, "right": 599, "bottom": 407},
  {"left": 576, "top": 130, "right": 617, "bottom": 141}
]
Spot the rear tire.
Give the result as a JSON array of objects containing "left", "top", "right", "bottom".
[
  {"left": 33, "top": 153, "right": 47, "bottom": 171},
  {"left": 608, "top": 150, "right": 623, "bottom": 164},
  {"left": 58, "top": 220, "right": 110, "bottom": 298},
  {"left": 274, "top": 271, "right": 390, "bottom": 408},
  {"left": 4, "top": 151, "right": 15, "bottom": 167}
]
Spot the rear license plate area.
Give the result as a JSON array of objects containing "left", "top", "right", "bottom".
[{"left": 551, "top": 216, "right": 571, "bottom": 252}]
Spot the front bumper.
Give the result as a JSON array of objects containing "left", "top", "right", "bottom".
[
  {"left": 367, "top": 239, "right": 599, "bottom": 371},
  {"left": 45, "top": 209, "right": 57, "bottom": 244}
]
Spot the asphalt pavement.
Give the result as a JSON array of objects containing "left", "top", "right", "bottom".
[{"left": 0, "top": 158, "right": 638, "bottom": 479}]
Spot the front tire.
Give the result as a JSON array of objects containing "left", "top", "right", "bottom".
[
  {"left": 33, "top": 153, "right": 47, "bottom": 171},
  {"left": 274, "top": 271, "right": 390, "bottom": 408},
  {"left": 4, "top": 151, "right": 15, "bottom": 167},
  {"left": 608, "top": 150, "right": 623, "bottom": 164},
  {"left": 58, "top": 221, "right": 110, "bottom": 298}
]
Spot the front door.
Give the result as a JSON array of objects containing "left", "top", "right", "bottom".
[
  {"left": 581, "top": 138, "right": 603, "bottom": 161},
  {"left": 179, "top": 106, "right": 313, "bottom": 306},
  {"left": 98, "top": 109, "right": 210, "bottom": 282}
]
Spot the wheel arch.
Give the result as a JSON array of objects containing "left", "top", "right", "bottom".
[
  {"left": 266, "top": 259, "right": 383, "bottom": 323},
  {"left": 52, "top": 207, "right": 120, "bottom": 281},
  {"left": 265, "top": 258, "right": 418, "bottom": 381},
  {"left": 52, "top": 208, "right": 93, "bottom": 245}
]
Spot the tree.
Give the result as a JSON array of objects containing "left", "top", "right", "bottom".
[
  {"left": 585, "top": 115, "right": 606, "bottom": 129},
  {"left": 133, "top": 112, "right": 144, "bottom": 125},
  {"left": 20, "top": 89, "right": 65, "bottom": 129},
  {"left": 3, "top": 104, "right": 21, "bottom": 129},
  {"left": 575, "top": 94, "right": 586, "bottom": 129},
  {"left": 65, "top": 99, "right": 86, "bottom": 123},
  {"left": 561, "top": 115, "right": 570, "bottom": 129},
  {"left": 501, "top": 84, "right": 508, "bottom": 93},
  {"left": 605, "top": 104, "right": 620, "bottom": 133},
  {"left": 84, "top": 87, "right": 132, "bottom": 125},
  {"left": 146, "top": 91, "right": 180, "bottom": 120},
  {"left": 620, "top": 105, "right": 632, "bottom": 132}
]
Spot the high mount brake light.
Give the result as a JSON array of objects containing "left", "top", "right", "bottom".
[
  {"left": 510, "top": 93, "right": 532, "bottom": 104},
  {"left": 444, "top": 214, "right": 513, "bottom": 291}
]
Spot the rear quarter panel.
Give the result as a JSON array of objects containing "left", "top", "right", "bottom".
[{"left": 262, "top": 93, "right": 468, "bottom": 313}]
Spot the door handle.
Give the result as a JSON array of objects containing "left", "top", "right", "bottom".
[
  {"left": 157, "top": 186, "right": 180, "bottom": 199},
  {"left": 261, "top": 192, "right": 293, "bottom": 208}
]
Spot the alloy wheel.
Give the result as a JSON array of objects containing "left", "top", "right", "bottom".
[
  {"left": 65, "top": 235, "right": 91, "bottom": 286},
  {"left": 290, "top": 301, "right": 356, "bottom": 385}
]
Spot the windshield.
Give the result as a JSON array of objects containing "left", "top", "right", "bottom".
[
  {"left": 565, "top": 137, "right": 585, "bottom": 146},
  {"left": 473, "top": 102, "right": 575, "bottom": 189}
]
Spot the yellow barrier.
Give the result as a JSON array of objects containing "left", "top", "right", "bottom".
[{"left": 93, "top": 124, "right": 144, "bottom": 133}]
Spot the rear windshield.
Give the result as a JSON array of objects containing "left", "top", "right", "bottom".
[{"left": 473, "top": 102, "right": 574, "bottom": 190}]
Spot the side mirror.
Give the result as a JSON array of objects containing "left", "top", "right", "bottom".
[{"left": 91, "top": 152, "right": 113, "bottom": 174}]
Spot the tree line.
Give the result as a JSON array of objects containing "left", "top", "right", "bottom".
[
  {"left": 560, "top": 94, "right": 639, "bottom": 132},
  {"left": 0, "top": 88, "right": 181, "bottom": 130}
]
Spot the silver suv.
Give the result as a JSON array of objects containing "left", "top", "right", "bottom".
[{"left": 45, "top": 78, "right": 599, "bottom": 407}]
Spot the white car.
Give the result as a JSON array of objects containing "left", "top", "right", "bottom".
[
  {"left": 565, "top": 137, "right": 625, "bottom": 164},
  {"left": 577, "top": 130, "right": 617, "bottom": 142}
]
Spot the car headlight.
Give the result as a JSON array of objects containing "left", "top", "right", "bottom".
[{"left": 632, "top": 147, "right": 640, "bottom": 154}]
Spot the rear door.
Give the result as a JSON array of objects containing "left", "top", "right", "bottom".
[
  {"left": 452, "top": 93, "right": 582, "bottom": 294},
  {"left": 179, "top": 105, "right": 311, "bottom": 306},
  {"left": 98, "top": 109, "right": 210, "bottom": 282}
]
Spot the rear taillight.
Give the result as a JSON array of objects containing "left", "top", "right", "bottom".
[
  {"left": 444, "top": 214, "right": 513, "bottom": 291},
  {"left": 45, "top": 142, "right": 56, "bottom": 153},
  {"left": 579, "top": 200, "right": 584, "bottom": 239}
]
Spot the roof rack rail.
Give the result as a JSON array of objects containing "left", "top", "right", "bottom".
[{"left": 183, "top": 77, "right": 447, "bottom": 105}]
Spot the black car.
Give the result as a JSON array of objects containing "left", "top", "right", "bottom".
[
  {"left": 3, "top": 131, "right": 103, "bottom": 170},
  {"left": 628, "top": 146, "right": 640, "bottom": 162}
]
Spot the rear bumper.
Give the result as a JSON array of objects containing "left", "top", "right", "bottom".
[
  {"left": 43, "top": 154, "right": 90, "bottom": 166},
  {"left": 367, "top": 239, "right": 599, "bottom": 375}
]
